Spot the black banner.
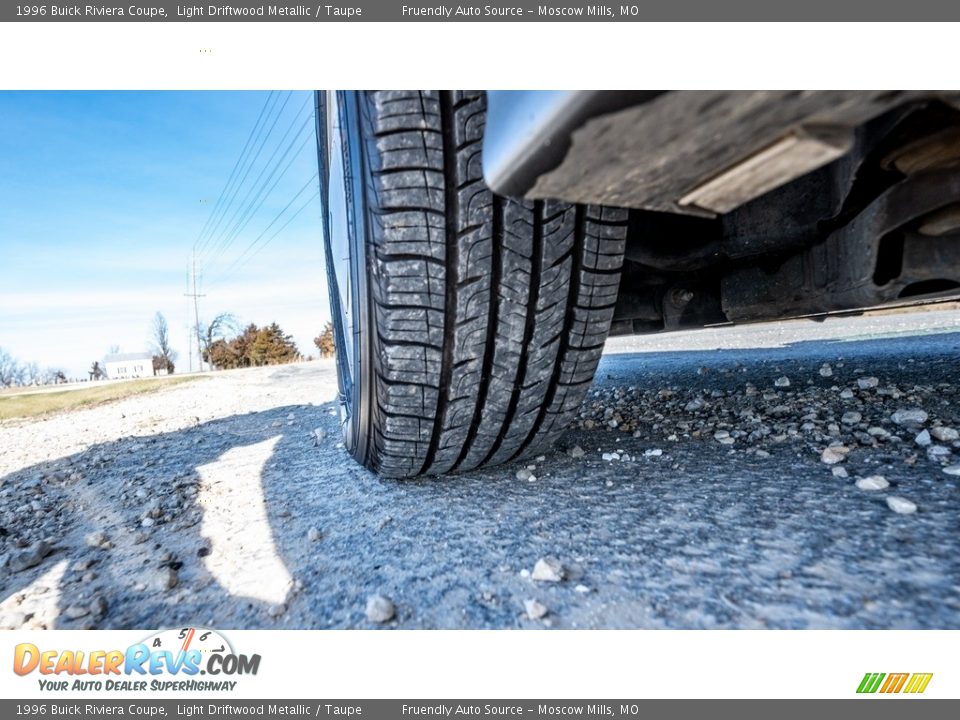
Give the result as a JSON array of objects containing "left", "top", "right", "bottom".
[
  {"left": 3, "top": 0, "right": 960, "bottom": 22},
  {"left": 3, "top": 700, "right": 959, "bottom": 719}
]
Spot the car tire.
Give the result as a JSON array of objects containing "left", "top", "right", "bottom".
[{"left": 318, "top": 90, "right": 628, "bottom": 477}]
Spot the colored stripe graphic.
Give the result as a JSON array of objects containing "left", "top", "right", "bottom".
[
  {"left": 857, "top": 673, "right": 885, "bottom": 693},
  {"left": 857, "top": 672, "right": 933, "bottom": 694},
  {"left": 881, "top": 673, "right": 909, "bottom": 693},
  {"left": 904, "top": 673, "right": 934, "bottom": 694}
]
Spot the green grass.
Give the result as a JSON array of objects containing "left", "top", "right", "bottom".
[{"left": 0, "top": 376, "right": 205, "bottom": 421}]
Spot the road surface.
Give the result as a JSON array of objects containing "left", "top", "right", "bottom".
[{"left": 2, "top": 309, "right": 959, "bottom": 629}]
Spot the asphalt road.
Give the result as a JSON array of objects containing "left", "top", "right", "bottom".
[{"left": 1, "top": 309, "right": 959, "bottom": 630}]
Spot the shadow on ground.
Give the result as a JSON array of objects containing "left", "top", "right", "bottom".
[{"left": 1, "top": 328, "right": 959, "bottom": 629}]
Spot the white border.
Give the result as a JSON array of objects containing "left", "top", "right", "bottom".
[
  {"left": 1, "top": 22, "right": 959, "bottom": 89},
  {"left": 2, "top": 629, "right": 958, "bottom": 699},
  {"left": 1, "top": 18, "right": 958, "bottom": 702}
]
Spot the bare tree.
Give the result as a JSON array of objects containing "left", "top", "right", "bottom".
[
  {"left": 198, "top": 312, "right": 238, "bottom": 369},
  {"left": 89, "top": 361, "right": 105, "bottom": 381},
  {"left": 43, "top": 367, "right": 67, "bottom": 385},
  {"left": 0, "top": 347, "right": 21, "bottom": 387},
  {"left": 150, "top": 312, "right": 177, "bottom": 375},
  {"left": 23, "top": 362, "right": 42, "bottom": 386}
]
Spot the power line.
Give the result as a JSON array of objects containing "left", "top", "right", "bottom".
[
  {"left": 200, "top": 106, "right": 314, "bottom": 271},
  {"left": 193, "top": 91, "right": 276, "bottom": 257},
  {"left": 195, "top": 91, "right": 292, "bottom": 260},
  {"left": 208, "top": 177, "right": 319, "bottom": 287}
]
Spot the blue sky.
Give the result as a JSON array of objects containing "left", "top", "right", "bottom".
[{"left": 0, "top": 91, "right": 327, "bottom": 378}]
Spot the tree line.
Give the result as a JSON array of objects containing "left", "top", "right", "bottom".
[
  {"left": 1, "top": 311, "right": 309, "bottom": 388},
  {"left": 0, "top": 348, "right": 66, "bottom": 388},
  {"left": 201, "top": 315, "right": 302, "bottom": 370}
]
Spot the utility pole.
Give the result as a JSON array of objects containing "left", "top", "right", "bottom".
[
  {"left": 185, "top": 265, "right": 193, "bottom": 373},
  {"left": 184, "top": 252, "right": 207, "bottom": 372}
]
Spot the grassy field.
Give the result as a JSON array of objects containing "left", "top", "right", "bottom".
[{"left": 0, "top": 376, "right": 205, "bottom": 421}]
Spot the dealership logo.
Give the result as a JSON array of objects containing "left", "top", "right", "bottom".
[
  {"left": 857, "top": 672, "right": 933, "bottom": 694},
  {"left": 13, "top": 627, "right": 259, "bottom": 692}
]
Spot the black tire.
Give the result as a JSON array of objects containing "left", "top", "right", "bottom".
[{"left": 318, "top": 90, "right": 628, "bottom": 478}]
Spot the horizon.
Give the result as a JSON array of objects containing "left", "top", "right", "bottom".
[{"left": 0, "top": 90, "right": 329, "bottom": 380}]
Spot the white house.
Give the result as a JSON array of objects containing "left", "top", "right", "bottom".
[{"left": 103, "top": 352, "right": 156, "bottom": 380}]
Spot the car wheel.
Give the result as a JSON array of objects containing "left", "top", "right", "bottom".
[{"left": 317, "top": 90, "right": 628, "bottom": 477}]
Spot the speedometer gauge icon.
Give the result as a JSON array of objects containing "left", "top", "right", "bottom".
[{"left": 141, "top": 627, "right": 234, "bottom": 657}]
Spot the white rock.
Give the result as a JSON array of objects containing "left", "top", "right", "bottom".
[
  {"left": 819, "top": 364, "right": 833, "bottom": 377},
  {"left": 64, "top": 604, "right": 90, "bottom": 619},
  {"left": 774, "top": 376, "right": 791, "bottom": 388},
  {"left": 942, "top": 465, "right": 960, "bottom": 477},
  {"left": 891, "top": 408, "right": 928, "bottom": 428},
  {"left": 831, "top": 466, "right": 849, "bottom": 478},
  {"left": 915, "top": 429, "right": 932, "bottom": 447},
  {"left": 574, "top": 584, "right": 591, "bottom": 594},
  {"left": 886, "top": 496, "right": 917, "bottom": 515},
  {"left": 841, "top": 411, "right": 862, "bottom": 425},
  {"left": 856, "top": 476, "right": 889, "bottom": 491},
  {"left": 150, "top": 567, "right": 178, "bottom": 591},
  {"left": 524, "top": 599, "right": 548, "bottom": 620},
  {"left": 568, "top": 445, "right": 585, "bottom": 459},
  {"left": 644, "top": 448, "right": 663, "bottom": 457},
  {"left": 85, "top": 531, "right": 110, "bottom": 549},
  {"left": 820, "top": 446, "right": 850, "bottom": 464},
  {"left": 931, "top": 427, "right": 959, "bottom": 442},
  {"left": 307, "top": 527, "right": 321, "bottom": 542},
  {"left": 839, "top": 389, "right": 855, "bottom": 399},
  {"left": 516, "top": 469, "right": 534, "bottom": 481},
  {"left": 365, "top": 595, "right": 395, "bottom": 623},
  {"left": 601, "top": 452, "right": 620, "bottom": 462},
  {"left": 857, "top": 377, "right": 879, "bottom": 389},
  {"left": 268, "top": 603, "right": 287, "bottom": 618},
  {"left": 531, "top": 557, "right": 565, "bottom": 582}
]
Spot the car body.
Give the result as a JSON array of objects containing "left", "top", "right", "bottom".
[{"left": 483, "top": 90, "right": 960, "bottom": 333}]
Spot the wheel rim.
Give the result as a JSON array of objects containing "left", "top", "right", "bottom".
[{"left": 321, "top": 91, "right": 369, "bottom": 460}]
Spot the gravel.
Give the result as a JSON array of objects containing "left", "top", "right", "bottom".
[
  {"left": 149, "top": 567, "right": 178, "bottom": 592},
  {"left": 1, "top": 310, "right": 959, "bottom": 630},
  {"left": 856, "top": 476, "right": 890, "bottom": 491},
  {"left": 820, "top": 447, "right": 850, "bottom": 465},
  {"left": 891, "top": 408, "right": 929, "bottom": 428},
  {"left": 365, "top": 595, "right": 395, "bottom": 624},
  {"left": 7, "top": 541, "right": 53, "bottom": 573},
  {"left": 524, "top": 599, "right": 548, "bottom": 620},
  {"left": 531, "top": 557, "right": 566, "bottom": 583},
  {"left": 886, "top": 496, "right": 918, "bottom": 515}
]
